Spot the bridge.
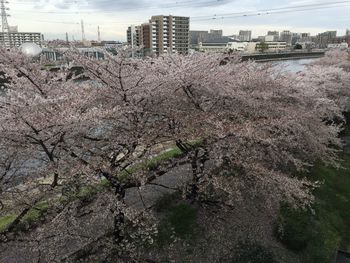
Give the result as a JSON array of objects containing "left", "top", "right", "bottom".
[{"left": 241, "top": 51, "right": 325, "bottom": 62}]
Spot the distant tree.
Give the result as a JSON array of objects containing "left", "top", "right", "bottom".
[
  {"left": 294, "top": 43, "right": 303, "bottom": 50},
  {"left": 259, "top": 42, "right": 269, "bottom": 53}
]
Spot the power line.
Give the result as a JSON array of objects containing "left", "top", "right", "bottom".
[
  {"left": 9, "top": 2, "right": 350, "bottom": 26},
  {"left": 192, "top": 0, "right": 350, "bottom": 19},
  {"left": 192, "top": 4, "right": 350, "bottom": 22}
]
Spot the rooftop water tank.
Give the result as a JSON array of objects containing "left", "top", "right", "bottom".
[{"left": 19, "top": 43, "right": 42, "bottom": 57}]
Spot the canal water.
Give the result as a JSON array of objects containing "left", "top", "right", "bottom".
[{"left": 271, "top": 58, "right": 318, "bottom": 73}]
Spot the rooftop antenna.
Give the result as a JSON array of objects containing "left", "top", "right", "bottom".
[
  {"left": 97, "top": 26, "right": 101, "bottom": 42},
  {"left": 81, "top": 19, "right": 86, "bottom": 42},
  {"left": 0, "top": 0, "right": 10, "bottom": 47}
]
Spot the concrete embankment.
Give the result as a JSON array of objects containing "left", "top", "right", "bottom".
[{"left": 242, "top": 51, "right": 325, "bottom": 62}]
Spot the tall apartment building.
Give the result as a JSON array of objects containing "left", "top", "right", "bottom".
[
  {"left": 150, "top": 15, "right": 189, "bottom": 55},
  {"left": 238, "top": 30, "right": 252, "bottom": 42},
  {"left": 127, "top": 15, "right": 189, "bottom": 56},
  {"left": 141, "top": 23, "right": 151, "bottom": 54},
  {"left": 127, "top": 25, "right": 141, "bottom": 47}
]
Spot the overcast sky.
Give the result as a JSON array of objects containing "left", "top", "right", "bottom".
[{"left": 7, "top": 0, "right": 350, "bottom": 41}]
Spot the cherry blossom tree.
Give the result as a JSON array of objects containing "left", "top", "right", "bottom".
[{"left": 0, "top": 49, "right": 346, "bottom": 262}]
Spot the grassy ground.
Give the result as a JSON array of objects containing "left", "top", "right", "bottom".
[
  {"left": 276, "top": 151, "right": 350, "bottom": 262},
  {"left": 0, "top": 214, "right": 17, "bottom": 232}
]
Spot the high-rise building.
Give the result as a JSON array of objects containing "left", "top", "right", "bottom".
[
  {"left": 127, "top": 25, "right": 142, "bottom": 47},
  {"left": 292, "top": 33, "right": 301, "bottom": 45},
  {"left": 346, "top": 29, "right": 350, "bottom": 36},
  {"left": 280, "top": 30, "right": 292, "bottom": 46},
  {"left": 267, "top": 31, "right": 279, "bottom": 41},
  {"left": 238, "top": 30, "right": 252, "bottom": 42},
  {"left": 150, "top": 15, "right": 189, "bottom": 55},
  {"left": 209, "top": 29, "right": 223, "bottom": 37},
  {"left": 140, "top": 23, "right": 152, "bottom": 55},
  {"left": 190, "top": 30, "right": 208, "bottom": 45},
  {"left": 298, "top": 33, "right": 312, "bottom": 44}
]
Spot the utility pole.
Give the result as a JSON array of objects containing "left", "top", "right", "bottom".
[
  {"left": 81, "top": 19, "right": 86, "bottom": 42},
  {"left": 0, "top": 0, "right": 10, "bottom": 47},
  {"left": 97, "top": 26, "right": 101, "bottom": 42}
]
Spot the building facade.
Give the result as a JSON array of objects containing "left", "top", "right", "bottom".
[
  {"left": 127, "top": 25, "right": 141, "bottom": 47},
  {"left": 127, "top": 15, "right": 189, "bottom": 56},
  {"left": 0, "top": 32, "right": 42, "bottom": 48},
  {"left": 280, "top": 31, "right": 292, "bottom": 46},
  {"left": 255, "top": 41, "right": 287, "bottom": 52},
  {"left": 238, "top": 30, "right": 252, "bottom": 42},
  {"left": 267, "top": 31, "right": 279, "bottom": 41},
  {"left": 313, "top": 31, "right": 337, "bottom": 48},
  {"left": 150, "top": 15, "right": 189, "bottom": 55}
]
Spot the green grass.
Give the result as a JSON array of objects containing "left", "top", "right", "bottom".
[
  {"left": 20, "top": 201, "right": 49, "bottom": 226},
  {"left": 0, "top": 214, "right": 17, "bottom": 232},
  {"left": 275, "top": 152, "right": 350, "bottom": 262},
  {"left": 0, "top": 201, "right": 49, "bottom": 233}
]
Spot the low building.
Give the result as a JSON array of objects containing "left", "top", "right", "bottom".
[
  {"left": 327, "top": 42, "right": 349, "bottom": 49},
  {"left": 226, "top": 42, "right": 249, "bottom": 52},
  {"left": 198, "top": 42, "right": 227, "bottom": 52},
  {"left": 0, "top": 32, "right": 42, "bottom": 48},
  {"left": 256, "top": 41, "right": 287, "bottom": 52}
]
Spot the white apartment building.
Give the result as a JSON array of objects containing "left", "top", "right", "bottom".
[{"left": 0, "top": 32, "right": 42, "bottom": 48}]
